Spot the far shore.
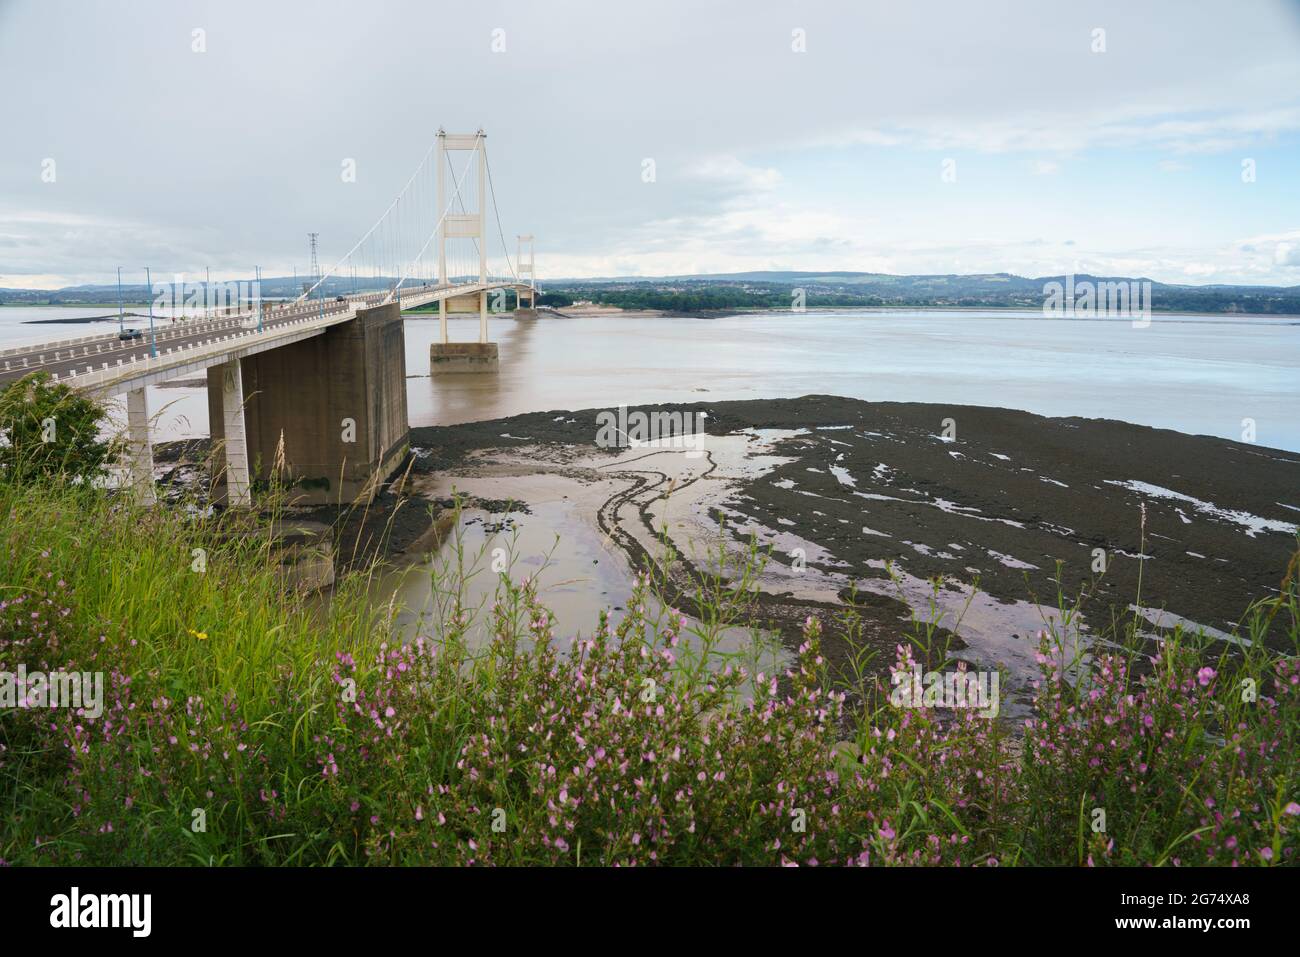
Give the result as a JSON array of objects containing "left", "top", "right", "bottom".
[
  {"left": 541, "top": 304, "right": 1300, "bottom": 322},
  {"left": 16, "top": 310, "right": 153, "bottom": 324},
  {"left": 10, "top": 301, "right": 1300, "bottom": 322}
]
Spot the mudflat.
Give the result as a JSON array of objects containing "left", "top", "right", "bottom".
[{"left": 410, "top": 395, "right": 1299, "bottom": 666}]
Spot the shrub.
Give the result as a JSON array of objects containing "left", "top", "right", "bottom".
[
  {"left": 0, "top": 372, "right": 119, "bottom": 485},
  {"left": 0, "top": 479, "right": 1296, "bottom": 866}
]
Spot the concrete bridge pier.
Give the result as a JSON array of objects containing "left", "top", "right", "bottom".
[
  {"left": 513, "top": 284, "right": 538, "bottom": 318},
  {"left": 217, "top": 359, "right": 252, "bottom": 507},
  {"left": 429, "top": 288, "right": 499, "bottom": 373},
  {"left": 515, "top": 234, "right": 538, "bottom": 318},
  {"left": 125, "top": 386, "right": 156, "bottom": 505},
  {"left": 429, "top": 340, "right": 499, "bottom": 372},
  {"left": 207, "top": 301, "right": 410, "bottom": 506}
]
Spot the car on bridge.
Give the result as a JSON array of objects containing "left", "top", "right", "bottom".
[{"left": 118, "top": 328, "right": 144, "bottom": 341}]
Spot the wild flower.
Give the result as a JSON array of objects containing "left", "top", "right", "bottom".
[{"left": 0, "top": 482, "right": 1295, "bottom": 866}]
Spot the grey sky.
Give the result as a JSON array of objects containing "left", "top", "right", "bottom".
[{"left": 3, "top": 0, "right": 1300, "bottom": 287}]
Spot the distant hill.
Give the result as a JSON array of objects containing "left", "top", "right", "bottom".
[
  {"left": 6, "top": 270, "right": 1300, "bottom": 315},
  {"left": 536, "top": 271, "right": 1300, "bottom": 315}
]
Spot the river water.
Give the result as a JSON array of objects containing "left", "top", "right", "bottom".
[
  {"left": 5, "top": 306, "right": 1294, "bottom": 450},
  {"left": 406, "top": 309, "right": 1300, "bottom": 452}
]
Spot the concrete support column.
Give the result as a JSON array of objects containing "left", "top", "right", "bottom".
[
  {"left": 479, "top": 290, "right": 488, "bottom": 344},
  {"left": 125, "top": 387, "right": 155, "bottom": 505},
  {"left": 439, "top": 297, "right": 448, "bottom": 344},
  {"left": 219, "top": 359, "right": 251, "bottom": 507}
]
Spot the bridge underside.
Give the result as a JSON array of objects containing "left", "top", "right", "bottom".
[
  {"left": 207, "top": 302, "right": 409, "bottom": 506},
  {"left": 0, "top": 279, "right": 534, "bottom": 506}
]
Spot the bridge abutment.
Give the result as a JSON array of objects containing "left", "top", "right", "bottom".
[{"left": 207, "top": 302, "right": 409, "bottom": 506}]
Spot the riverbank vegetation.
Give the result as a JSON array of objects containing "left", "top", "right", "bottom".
[
  {"left": 536, "top": 276, "right": 1300, "bottom": 315},
  {"left": 1, "top": 474, "right": 1295, "bottom": 865},
  {"left": 0, "top": 375, "right": 1296, "bottom": 866},
  {"left": 11, "top": 270, "right": 1300, "bottom": 315}
]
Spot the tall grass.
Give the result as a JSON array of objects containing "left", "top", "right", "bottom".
[{"left": 0, "top": 477, "right": 1296, "bottom": 866}]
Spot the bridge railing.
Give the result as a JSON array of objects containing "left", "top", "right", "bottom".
[
  {"left": 35, "top": 303, "right": 362, "bottom": 392},
  {"left": 5, "top": 279, "right": 532, "bottom": 387}
]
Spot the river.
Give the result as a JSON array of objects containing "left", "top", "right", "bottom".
[{"left": 9, "top": 307, "right": 1290, "bottom": 450}]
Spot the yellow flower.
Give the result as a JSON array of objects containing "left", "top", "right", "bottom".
[{"left": 188, "top": 629, "right": 208, "bottom": 640}]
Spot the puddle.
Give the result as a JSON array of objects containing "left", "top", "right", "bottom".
[
  {"left": 1105, "top": 479, "right": 1298, "bottom": 538},
  {"left": 367, "top": 455, "right": 791, "bottom": 691},
  {"left": 1128, "top": 604, "right": 1248, "bottom": 646},
  {"left": 373, "top": 500, "right": 631, "bottom": 649}
]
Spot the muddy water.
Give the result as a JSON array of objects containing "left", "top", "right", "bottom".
[
  {"left": 404, "top": 310, "right": 1300, "bottom": 452},
  {"left": 91, "top": 309, "right": 1300, "bottom": 453},
  {"left": 373, "top": 495, "right": 631, "bottom": 647},
  {"left": 369, "top": 455, "right": 790, "bottom": 684}
]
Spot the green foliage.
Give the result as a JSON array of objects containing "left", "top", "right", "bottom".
[
  {"left": 0, "top": 372, "right": 120, "bottom": 485},
  {"left": 538, "top": 279, "right": 1300, "bottom": 315},
  {"left": 0, "top": 479, "right": 1295, "bottom": 866},
  {"left": 536, "top": 290, "right": 574, "bottom": 307}
]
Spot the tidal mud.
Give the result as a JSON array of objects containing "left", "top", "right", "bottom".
[{"left": 410, "top": 396, "right": 1300, "bottom": 703}]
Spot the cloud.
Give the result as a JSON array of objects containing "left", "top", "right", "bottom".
[
  {"left": 3, "top": 0, "right": 1300, "bottom": 286},
  {"left": 1275, "top": 243, "right": 1300, "bottom": 267},
  {"left": 687, "top": 156, "right": 782, "bottom": 194},
  {"left": 1231, "top": 229, "right": 1300, "bottom": 273},
  {"left": 820, "top": 106, "right": 1300, "bottom": 158}
]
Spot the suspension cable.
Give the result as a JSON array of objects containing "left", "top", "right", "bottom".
[
  {"left": 384, "top": 147, "right": 478, "bottom": 304},
  {"left": 296, "top": 140, "right": 437, "bottom": 303},
  {"left": 483, "top": 143, "right": 520, "bottom": 284}
]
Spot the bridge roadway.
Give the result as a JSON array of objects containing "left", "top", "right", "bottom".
[{"left": 0, "top": 280, "right": 527, "bottom": 397}]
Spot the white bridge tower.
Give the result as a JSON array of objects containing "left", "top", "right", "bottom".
[
  {"left": 517, "top": 233, "right": 536, "bottom": 310},
  {"left": 436, "top": 128, "right": 488, "bottom": 344}
]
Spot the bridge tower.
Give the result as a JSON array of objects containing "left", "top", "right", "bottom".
[
  {"left": 516, "top": 233, "right": 536, "bottom": 315},
  {"left": 436, "top": 128, "right": 488, "bottom": 345},
  {"left": 429, "top": 129, "right": 499, "bottom": 372}
]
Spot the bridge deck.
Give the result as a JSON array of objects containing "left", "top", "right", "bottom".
[{"left": 0, "top": 281, "right": 528, "bottom": 397}]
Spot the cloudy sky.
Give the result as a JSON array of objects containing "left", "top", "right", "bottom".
[{"left": 2, "top": 0, "right": 1299, "bottom": 288}]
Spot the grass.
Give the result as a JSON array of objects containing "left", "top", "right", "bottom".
[{"left": 0, "top": 476, "right": 1296, "bottom": 866}]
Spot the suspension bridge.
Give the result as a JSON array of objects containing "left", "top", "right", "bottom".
[{"left": 0, "top": 129, "right": 538, "bottom": 507}]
